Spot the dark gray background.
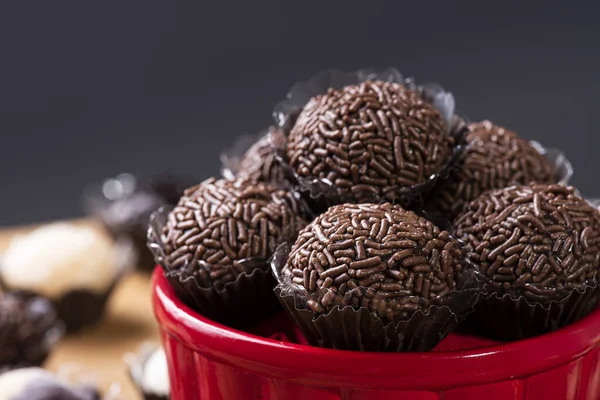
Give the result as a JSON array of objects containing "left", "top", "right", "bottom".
[{"left": 1, "top": 1, "right": 598, "bottom": 226}]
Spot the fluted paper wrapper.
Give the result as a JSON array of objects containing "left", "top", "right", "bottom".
[
  {"left": 465, "top": 277, "right": 600, "bottom": 341},
  {"left": 148, "top": 206, "right": 281, "bottom": 329},
  {"left": 272, "top": 243, "right": 481, "bottom": 352}
]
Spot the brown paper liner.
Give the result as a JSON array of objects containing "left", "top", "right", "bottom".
[
  {"left": 464, "top": 282, "right": 600, "bottom": 341},
  {"left": 276, "top": 287, "right": 463, "bottom": 352},
  {"left": 165, "top": 261, "right": 281, "bottom": 329},
  {"left": 53, "top": 284, "right": 118, "bottom": 333},
  {"left": 271, "top": 239, "right": 482, "bottom": 352}
]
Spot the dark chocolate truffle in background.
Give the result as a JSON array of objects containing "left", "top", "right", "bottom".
[
  {"left": 0, "top": 368, "right": 100, "bottom": 400},
  {"left": 0, "top": 294, "right": 63, "bottom": 369},
  {"left": 286, "top": 80, "right": 454, "bottom": 204},
  {"left": 235, "top": 127, "right": 287, "bottom": 184},
  {"left": 275, "top": 203, "right": 471, "bottom": 351},
  {"left": 85, "top": 173, "right": 195, "bottom": 272},
  {"left": 454, "top": 184, "right": 600, "bottom": 340},
  {"left": 428, "top": 121, "right": 556, "bottom": 220},
  {"left": 154, "top": 177, "right": 307, "bottom": 326}
]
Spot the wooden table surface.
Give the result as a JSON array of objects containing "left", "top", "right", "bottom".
[{"left": 0, "top": 221, "right": 159, "bottom": 399}]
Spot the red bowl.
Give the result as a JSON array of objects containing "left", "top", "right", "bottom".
[{"left": 152, "top": 268, "right": 600, "bottom": 400}]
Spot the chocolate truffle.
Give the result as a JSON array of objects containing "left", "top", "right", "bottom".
[
  {"left": 0, "top": 294, "right": 63, "bottom": 368},
  {"left": 454, "top": 184, "right": 600, "bottom": 339},
  {"left": 283, "top": 203, "right": 463, "bottom": 322},
  {"left": 88, "top": 173, "right": 195, "bottom": 272},
  {"left": 1, "top": 223, "right": 132, "bottom": 332},
  {"left": 235, "top": 127, "right": 287, "bottom": 184},
  {"left": 162, "top": 178, "right": 307, "bottom": 290},
  {"left": 0, "top": 368, "right": 100, "bottom": 400},
  {"left": 286, "top": 80, "right": 454, "bottom": 204},
  {"left": 429, "top": 121, "right": 556, "bottom": 220},
  {"left": 155, "top": 177, "right": 307, "bottom": 325}
]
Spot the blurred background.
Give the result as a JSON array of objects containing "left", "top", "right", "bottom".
[{"left": 1, "top": 0, "right": 598, "bottom": 227}]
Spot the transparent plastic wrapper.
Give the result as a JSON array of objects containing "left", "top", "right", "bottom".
[
  {"left": 270, "top": 67, "right": 469, "bottom": 211},
  {"left": 529, "top": 141, "right": 573, "bottom": 186},
  {"left": 0, "top": 293, "right": 64, "bottom": 369},
  {"left": 454, "top": 184, "right": 600, "bottom": 341},
  {"left": 0, "top": 365, "right": 121, "bottom": 400},
  {"left": 271, "top": 203, "right": 482, "bottom": 352},
  {"left": 148, "top": 178, "right": 309, "bottom": 328},
  {"left": 83, "top": 173, "right": 196, "bottom": 272},
  {"left": 125, "top": 343, "right": 169, "bottom": 400}
]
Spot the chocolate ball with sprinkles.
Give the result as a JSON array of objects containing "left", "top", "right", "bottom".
[
  {"left": 224, "top": 127, "right": 288, "bottom": 185},
  {"left": 148, "top": 177, "right": 308, "bottom": 327},
  {"left": 284, "top": 80, "right": 458, "bottom": 206},
  {"left": 274, "top": 203, "right": 477, "bottom": 352},
  {"left": 428, "top": 121, "right": 558, "bottom": 221},
  {"left": 454, "top": 184, "right": 600, "bottom": 340}
]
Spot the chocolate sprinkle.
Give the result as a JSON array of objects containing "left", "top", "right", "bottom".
[
  {"left": 161, "top": 178, "right": 307, "bottom": 290},
  {"left": 286, "top": 80, "right": 453, "bottom": 203},
  {"left": 430, "top": 121, "right": 555, "bottom": 220},
  {"left": 454, "top": 184, "right": 600, "bottom": 302},
  {"left": 237, "top": 127, "right": 287, "bottom": 184},
  {"left": 283, "top": 203, "right": 463, "bottom": 323}
]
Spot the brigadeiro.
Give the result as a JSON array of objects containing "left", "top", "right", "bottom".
[
  {"left": 0, "top": 223, "right": 134, "bottom": 332},
  {"left": 84, "top": 173, "right": 196, "bottom": 272},
  {"left": 148, "top": 177, "right": 308, "bottom": 327},
  {"left": 273, "top": 203, "right": 479, "bottom": 352},
  {"left": 427, "top": 121, "right": 569, "bottom": 221},
  {"left": 0, "top": 293, "right": 63, "bottom": 369},
  {"left": 274, "top": 68, "right": 464, "bottom": 208},
  {"left": 221, "top": 127, "right": 288, "bottom": 185},
  {"left": 454, "top": 184, "right": 600, "bottom": 340},
  {"left": 0, "top": 368, "right": 101, "bottom": 400}
]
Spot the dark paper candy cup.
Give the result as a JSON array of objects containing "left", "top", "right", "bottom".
[
  {"left": 272, "top": 243, "right": 482, "bottom": 352},
  {"left": 465, "top": 279, "right": 600, "bottom": 341},
  {"left": 164, "top": 262, "right": 280, "bottom": 329},
  {"left": 54, "top": 286, "right": 117, "bottom": 333},
  {"left": 276, "top": 288, "right": 461, "bottom": 352},
  {"left": 148, "top": 206, "right": 282, "bottom": 329}
]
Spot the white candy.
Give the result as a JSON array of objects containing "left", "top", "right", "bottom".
[
  {"left": 2, "top": 223, "right": 120, "bottom": 299},
  {"left": 142, "top": 347, "right": 170, "bottom": 395},
  {"left": 0, "top": 368, "right": 55, "bottom": 400}
]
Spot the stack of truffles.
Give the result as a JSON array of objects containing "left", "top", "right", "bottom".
[{"left": 150, "top": 67, "right": 600, "bottom": 352}]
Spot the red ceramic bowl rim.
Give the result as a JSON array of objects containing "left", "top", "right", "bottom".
[{"left": 152, "top": 268, "right": 600, "bottom": 391}]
